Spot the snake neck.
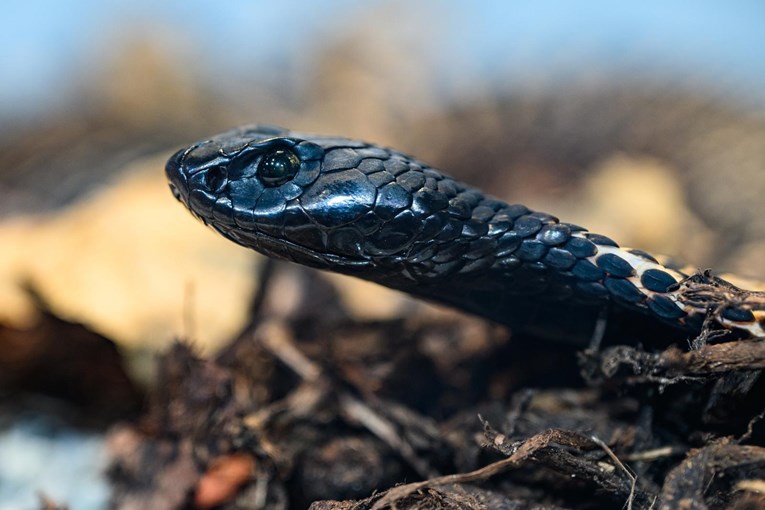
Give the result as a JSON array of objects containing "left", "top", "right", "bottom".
[{"left": 345, "top": 179, "right": 765, "bottom": 342}]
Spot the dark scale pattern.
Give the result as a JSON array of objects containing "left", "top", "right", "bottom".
[
  {"left": 537, "top": 224, "right": 571, "bottom": 245},
  {"left": 648, "top": 294, "right": 687, "bottom": 320},
  {"left": 584, "top": 233, "right": 618, "bottom": 247},
  {"left": 418, "top": 212, "right": 448, "bottom": 241},
  {"left": 604, "top": 278, "right": 644, "bottom": 304},
  {"left": 571, "top": 260, "right": 605, "bottom": 281},
  {"left": 596, "top": 253, "right": 636, "bottom": 278},
  {"left": 437, "top": 179, "right": 458, "bottom": 196},
  {"left": 504, "top": 204, "right": 530, "bottom": 218},
  {"left": 322, "top": 148, "right": 363, "bottom": 172},
  {"left": 385, "top": 158, "right": 411, "bottom": 176},
  {"left": 543, "top": 248, "right": 577, "bottom": 270},
  {"left": 516, "top": 239, "right": 548, "bottom": 262},
  {"left": 471, "top": 205, "right": 497, "bottom": 222},
  {"left": 496, "top": 232, "right": 522, "bottom": 256},
  {"left": 641, "top": 269, "right": 678, "bottom": 293},
  {"left": 461, "top": 221, "right": 489, "bottom": 239},
  {"left": 465, "top": 237, "right": 498, "bottom": 259},
  {"left": 167, "top": 125, "right": 765, "bottom": 343},
  {"left": 494, "top": 256, "right": 521, "bottom": 270},
  {"left": 396, "top": 171, "right": 425, "bottom": 192},
  {"left": 721, "top": 307, "right": 755, "bottom": 322},
  {"left": 431, "top": 242, "right": 470, "bottom": 263},
  {"left": 357, "top": 158, "right": 385, "bottom": 175},
  {"left": 565, "top": 237, "right": 597, "bottom": 257},
  {"left": 375, "top": 183, "right": 412, "bottom": 220},
  {"left": 513, "top": 216, "right": 543, "bottom": 236},
  {"left": 366, "top": 169, "right": 394, "bottom": 187},
  {"left": 576, "top": 281, "right": 609, "bottom": 298},
  {"left": 488, "top": 220, "right": 512, "bottom": 236},
  {"left": 435, "top": 220, "right": 463, "bottom": 242},
  {"left": 448, "top": 200, "right": 472, "bottom": 219},
  {"left": 528, "top": 211, "right": 558, "bottom": 223},
  {"left": 461, "top": 256, "right": 495, "bottom": 274},
  {"left": 355, "top": 146, "right": 391, "bottom": 160},
  {"left": 366, "top": 210, "right": 420, "bottom": 256}
]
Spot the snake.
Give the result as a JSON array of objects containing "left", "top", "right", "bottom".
[{"left": 165, "top": 125, "right": 765, "bottom": 345}]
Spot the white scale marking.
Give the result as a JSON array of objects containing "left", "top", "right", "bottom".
[{"left": 569, "top": 232, "right": 765, "bottom": 338}]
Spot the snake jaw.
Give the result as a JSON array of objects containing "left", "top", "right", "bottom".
[{"left": 213, "top": 222, "right": 373, "bottom": 272}]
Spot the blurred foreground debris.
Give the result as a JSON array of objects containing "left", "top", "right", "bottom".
[
  {"left": 0, "top": 299, "right": 142, "bottom": 425},
  {"left": 108, "top": 264, "right": 765, "bottom": 509}
]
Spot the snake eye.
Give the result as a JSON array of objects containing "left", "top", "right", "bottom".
[
  {"left": 258, "top": 148, "right": 300, "bottom": 186},
  {"left": 204, "top": 166, "right": 228, "bottom": 193}
]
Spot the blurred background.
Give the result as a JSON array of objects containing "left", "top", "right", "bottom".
[{"left": 1, "top": 1, "right": 765, "bottom": 508}]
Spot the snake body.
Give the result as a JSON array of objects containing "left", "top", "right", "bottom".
[{"left": 166, "top": 125, "right": 765, "bottom": 344}]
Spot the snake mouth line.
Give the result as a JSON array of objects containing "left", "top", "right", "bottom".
[{"left": 215, "top": 224, "right": 373, "bottom": 270}]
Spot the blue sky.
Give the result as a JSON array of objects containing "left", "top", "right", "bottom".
[{"left": 3, "top": 1, "right": 765, "bottom": 118}]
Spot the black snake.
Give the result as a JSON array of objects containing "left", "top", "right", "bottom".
[{"left": 166, "top": 125, "right": 765, "bottom": 344}]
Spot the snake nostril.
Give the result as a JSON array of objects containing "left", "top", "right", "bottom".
[
  {"left": 168, "top": 183, "right": 182, "bottom": 201},
  {"left": 204, "top": 166, "right": 228, "bottom": 193}
]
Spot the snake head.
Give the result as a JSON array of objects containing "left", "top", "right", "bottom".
[
  {"left": 167, "top": 125, "right": 317, "bottom": 221},
  {"left": 166, "top": 125, "right": 438, "bottom": 271}
]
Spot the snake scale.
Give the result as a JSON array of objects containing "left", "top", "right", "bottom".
[{"left": 166, "top": 125, "right": 765, "bottom": 345}]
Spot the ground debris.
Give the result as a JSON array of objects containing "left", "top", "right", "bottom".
[
  {"left": 0, "top": 305, "right": 142, "bottom": 425},
  {"left": 310, "top": 484, "right": 572, "bottom": 510},
  {"left": 659, "top": 442, "right": 765, "bottom": 510},
  {"left": 102, "top": 264, "right": 765, "bottom": 508}
]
